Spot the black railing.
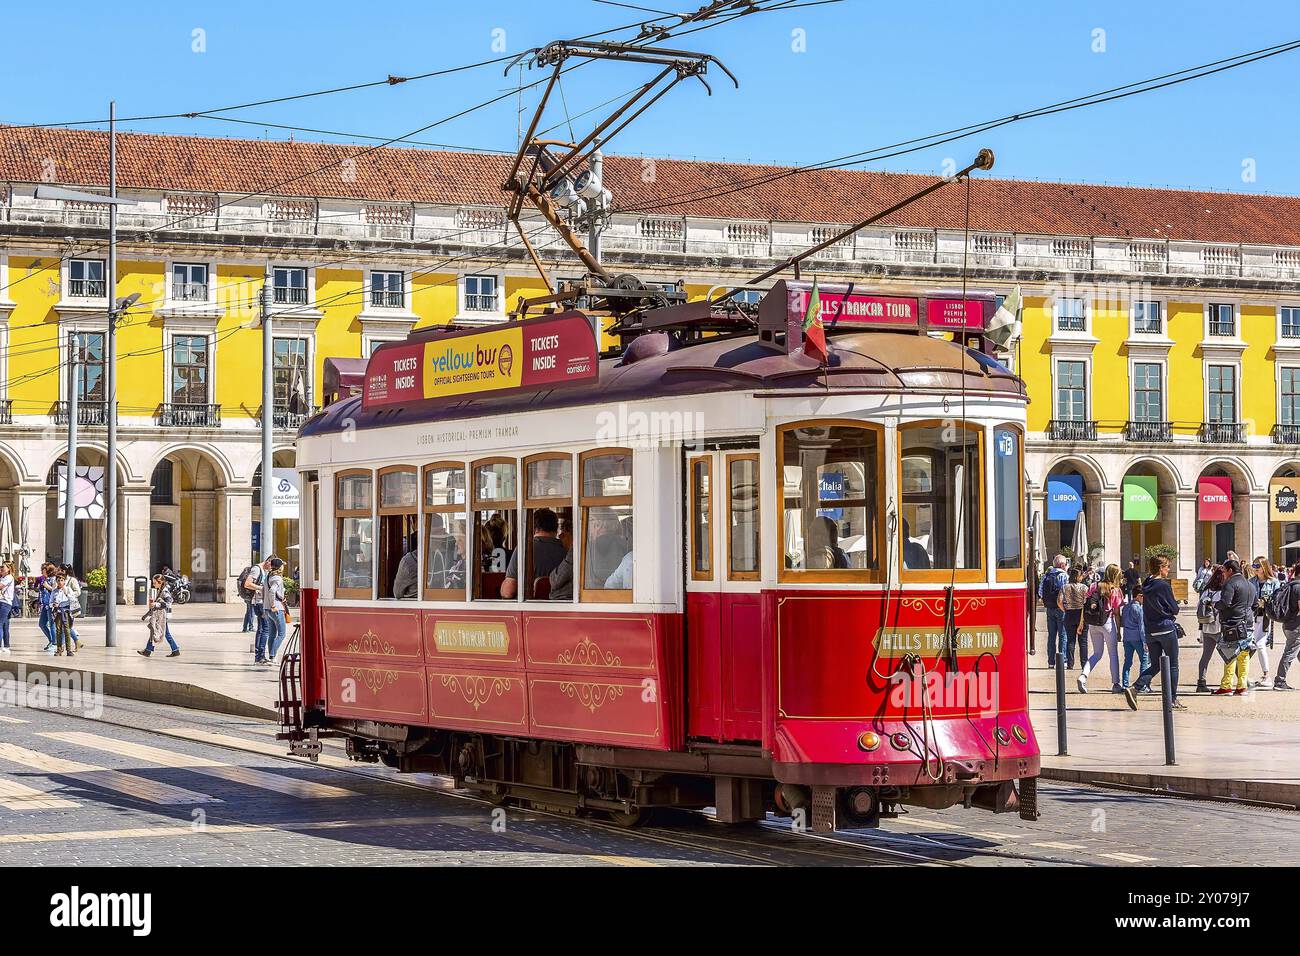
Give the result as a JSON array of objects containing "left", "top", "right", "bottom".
[
  {"left": 1055, "top": 315, "right": 1086, "bottom": 332},
  {"left": 1124, "top": 420, "right": 1173, "bottom": 442},
  {"left": 1200, "top": 421, "right": 1247, "bottom": 443},
  {"left": 273, "top": 286, "right": 309, "bottom": 305},
  {"left": 257, "top": 404, "right": 318, "bottom": 430},
  {"left": 53, "top": 401, "right": 108, "bottom": 426},
  {"left": 370, "top": 289, "right": 404, "bottom": 309},
  {"left": 1272, "top": 423, "right": 1300, "bottom": 445},
  {"left": 1047, "top": 419, "right": 1098, "bottom": 441},
  {"left": 1208, "top": 319, "right": 1237, "bottom": 337},
  {"left": 158, "top": 403, "right": 221, "bottom": 427},
  {"left": 0, "top": 400, "right": 11, "bottom": 425}
]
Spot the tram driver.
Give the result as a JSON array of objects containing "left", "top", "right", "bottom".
[
  {"left": 393, "top": 531, "right": 419, "bottom": 599},
  {"left": 500, "top": 508, "right": 569, "bottom": 599}
]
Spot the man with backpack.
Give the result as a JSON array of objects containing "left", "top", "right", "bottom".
[
  {"left": 1039, "top": 554, "right": 1069, "bottom": 668},
  {"left": 237, "top": 563, "right": 260, "bottom": 633},
  {"left": 1269, "top": 562, "right": 1300, "bottom": 690}
]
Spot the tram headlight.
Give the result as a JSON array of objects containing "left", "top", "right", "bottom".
[
  {"left": 995, "top": 727, "right": 1012, "bottom": 746},
  {"left": 1012, "top": 725, "right": 1028, "bottom": 744},
  {"left": 889, "top": 732, "right": 910, "bottom": 751},
  {"left": 857, "top": 731, "right": 881, "bottom": 752}
]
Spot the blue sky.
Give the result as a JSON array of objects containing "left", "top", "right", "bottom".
[{"left": 4, "top": 0, "right": 1298, "bottom": 194}]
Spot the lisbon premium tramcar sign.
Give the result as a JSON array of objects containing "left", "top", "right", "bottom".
[{"left": 362, "top": 312, "right": 598, "bottom": 409}]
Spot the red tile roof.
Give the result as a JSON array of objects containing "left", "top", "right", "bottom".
[{"left": 4, "top": 125, "right": 1299, "bottom": 246}]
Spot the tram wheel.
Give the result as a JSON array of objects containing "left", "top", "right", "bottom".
[{"left": 603, "top": 808, "right": 650, "bottom": 828}]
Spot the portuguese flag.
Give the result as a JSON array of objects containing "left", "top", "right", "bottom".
[{"left": 801, "top": 278, "right": 828, "bottom": 364}]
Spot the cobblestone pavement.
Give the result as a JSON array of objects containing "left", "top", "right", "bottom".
[{"left": 0, "top": 695, "right": 1296, "bottom": 867}]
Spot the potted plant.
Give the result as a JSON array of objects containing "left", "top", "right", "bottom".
[
  {"left": 84, "top": 566, "right": 108, "bottom": 616},
  {"left": 284, "top": 577, "right": 300, "bottom": 609}
]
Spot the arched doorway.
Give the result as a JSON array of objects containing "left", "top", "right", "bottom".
[
  {"left": 1270, "top": 463, "right": 1300, "bottom": 568},
  {"left": 1042, "top": 457, "right": 1104, "bottom": 560},
  {"left": 44, "top": 448, "right": 123, "bottom": 578},
  {"left": 1195, "top": 462, "right": 1251, "bottom": 564},
  {"left": 149, "top": 449, "right": 228, "bottom": 601},
  {"left": 1119, "top": 459, "right": 1179, "bottom": 569},
  {"left": 253, "top": 448, "right": 298, "bottom": 569},
  {"left": 0, "top": 449, "right": 22, "bottom": 573}
]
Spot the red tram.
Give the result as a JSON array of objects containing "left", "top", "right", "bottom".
[{"left": 280, "top": 279, "right": 1041, "bottom": 831}]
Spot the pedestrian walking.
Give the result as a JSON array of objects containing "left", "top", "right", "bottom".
[
  {"left": 1250, "top": 556, "right": 1279, "bottom": 688},
  {"left": 1273, "top": 561, "right": 1300, "bottom": 691},
  {"left": 1062, "top": 566, "right": 1089, "bottom": 669},
  {"left": 50, "top": 570, "right": 76, "bottom": 657},
  {"left": 136, "top": 573, "right": 179, "bottom": 658},
  {"left": 1195, "top": 564, "right": 1228, "bottom": 692},
  {"left": 1118, "top": 585, "right": 1149, "bottom": 688},
  {"left": 59, "top": 564, "right": 82, "bottom": 652},
  {"left": 1080, "top": 562, "right": 1124, "bottom": 693},
  {"left": 1124, "top": 555, "right": 1187, "bottom": 710},
  {"left": 37, "top": 562, "right": 57, "bottom": 652},
  {"left": 1123, "top": 559, "right": 1141, "bottom": 600},
  {"left": 1193, "top": 558, "right": 1213, "bottom": 594},
  {"left": 1039, "top": 554, "right": 1069, "bottom": 668},
  {"left": 258, "top": 557, "right": 289, "bottom": 665},
  {"left": 1210, "top": 558, "right": 1254, "bottom": 696},
  {"left": 237, "top": 562, "right": 261, "bottom": 633},
  {"left": 0, "top": 562, "right": 14, "bottom": 655}
]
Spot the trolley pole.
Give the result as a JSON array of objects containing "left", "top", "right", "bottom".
[
  {"left": 260, "top": 277, "right": 275, "bottom": 563},
  {"left": 1159, "top": 655, "right": 1177, "bottom": 765},
  {"left": 62, "top": 332, "right": 78, "bottom": 567},
  {"left": 1054, "top": 654, "right": 1068, "bottom": 755},
  {"left": 104, "top": 100, "right": 118, "bottom": 647}
]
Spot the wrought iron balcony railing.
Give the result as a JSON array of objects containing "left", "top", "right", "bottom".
[
  {"left": 1124, "top": 420, "right": 1173, "bottom": 442},
  {"left": 1272, "top": 423, "right": 1300, "bottom": 445},
  {"left": 256, "top": 404, "right": 319, "bottom": 431},
  {"left": 1055, "top": 315, "right": 1087, "bottom": 332},
  {"left": 158, "top": 403, "right": 221, "bottom": 428},
  {"left": 369, "top": 289, "right": 404, "bottom": 309},
  {"left": 272, "top": 286, "right": 309, "bottom": 305},
  {"left": 0, "top": 400, "right": 11, "bottom": 425},
  {"left": 173, "top": 282, "right": 209, "bottom": 301},
  {"left": 53, "top": 401, "right": 108, "bottom": 426},
  {"left": 1047, "top": 419, "right": 1098, "bottom": 441},
  {"left": 1199, "top": 421, "right": 1247, "bottom": 443}
]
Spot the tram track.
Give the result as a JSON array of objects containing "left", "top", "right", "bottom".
[{"left": 18, "top": 695, "right": 958, "bottom": 867}]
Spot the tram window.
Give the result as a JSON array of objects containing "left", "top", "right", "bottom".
[
  {"left": 690, "top": 457, "right": 712, "bottom": 578},
  {"left": 504, "top": 455, "right": 574, "bottom": 600},
  {"left": 899, "top": 423, "right": 983, "bottom": 576},
  {"left": 727, "top": 454, "right": 760, "bottom": 579},
  {"left": 424, "top": 463, "right": 467, "bottom": 600},
  {"left": 335, "top": 471, "right": 373, "bottom": 599},
  {"left": 580, "top": 450, "right": 633, "bottom": 599},
  {"left": 780, "top": 423, "right": 881, "bottom": 576},
  {"left": 472, "top": 459, "right": 518, "bottom": 601},
  {"left": 993, "top": 427, "right": 1024, "bottom": 574},
  {"left": 377, "top": 467, "right": 418, "bottom": 601}
]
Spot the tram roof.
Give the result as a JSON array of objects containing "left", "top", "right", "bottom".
[{"left": 300, "top": 329, "right": 1025, "bottom": 439}]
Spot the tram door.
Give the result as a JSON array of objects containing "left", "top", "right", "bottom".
[{"left": 685, "top": 449, "right": 763, "bottom": 742}]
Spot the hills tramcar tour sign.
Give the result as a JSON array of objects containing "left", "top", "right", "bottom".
[{"left": 362, "top": 313, "right": 598, "bottom": 409}]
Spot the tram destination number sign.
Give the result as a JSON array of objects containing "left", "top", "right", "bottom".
[{"left": 363, "top": 312, "right": 598, "bottom": 409}]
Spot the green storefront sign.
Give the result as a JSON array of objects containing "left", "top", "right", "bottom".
[{"left": 1123, "top": 475, "right": 1159, "bottom": 521}]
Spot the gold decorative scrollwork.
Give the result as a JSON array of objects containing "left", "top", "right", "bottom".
[
  {"left": 346, "top": 628, "right": 397, "bottom": 656},
  {"left": 559, "top": 681, "right": 625, "bottom": 713},
  {"left": 898, "top": 596, "right": 989, "bottom": 617},
  {"left": 440, "top": 674, "right": 513, "bottom": 711},
  {"left": 556, "top": 635, "right": 622, "bottom": 668},
  {"left": 349, "top": 667, "right": 398, "bottom": 695}
]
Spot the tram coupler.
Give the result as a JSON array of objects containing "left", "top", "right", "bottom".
[{"left": 289, "top": 727, "right": 323, "bottom": 763}]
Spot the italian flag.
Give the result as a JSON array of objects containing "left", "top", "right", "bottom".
[{"left": 801, "top": 279, "right": 829, "bottom": 364}]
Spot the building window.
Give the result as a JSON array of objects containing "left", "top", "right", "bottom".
[
  {"left": 1282, "top": 306, "right": 1300, "bottom": 339},
  {"left": 1281, "top": 369, "right": 1300, "bottom": 426},
  {"left": 1056, "top": 361, "right": 1087, "bottom": 421},
  {"left": 423, "top": 463, "right": 467, "bottom": 600},
  {"left": 580, "top": 450, "right": 633, "bottom": 599},
  {"left": 1208, "top": 303, "right": 1236, "bottom": 337},
  {"left": 68, "top": 259, "right": 106, "bottom": 299},
  {"left": 1132, "top": 300, "right": 1162, "bottom": 335},
  {"left": 334, "top": 471, "right": 374, "bottom": 599},
  {"left": 272, "top": 267, "right": 309, "bottom": 305},
  {"left": 273, "top": 338, "right": 310, "bottom": 408},
  {"left": 1133, "top": 363, "right": 1163, "bottom": 422},
  {"left": 463, "top": 275, "right": 499, "bottom": 312},
  {"left": 370, "top": 271, "right": 404, "bottom": 309},
  {"left": 150, "top": 459, "right": 175, "bottom": 505},
  {"left": 72, "top": 332, "right": 106, "bottom": 402},
  {"left": 1207, "top": 365, "right": 1237, "bottom": 423},
  {"left": 172, "top": 262, "right": 209, "bottom": 301},
  {"left": 779, "top": 422, "right": 882, "bottom": 578},
  {"left": 171, "top": 335, "right": 209, "bottom": 405},
  {"left": 1055, "top": 297, "right": 1086, "bottom": 332}
]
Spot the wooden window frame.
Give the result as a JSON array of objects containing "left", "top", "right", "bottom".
[
  {"left": 725, "top": 452, "right": 760, "bottom": 582},
  {"left": 579, "top": 448, "right": 633, "bottom": 604},
  {"left": 689, "top": 454, "right": 713, "bottom": 582},
  {"left": 471, "top": 456, "right": 519, "bottom": 601},
  {"left": 523, "top": 452, "right": 574, "bottom": 511},
  {"left": 375, "top": 465, "right": 418, "bottom": 601},
  {"left": 334, "top": 468, "right": 374, "bottom": 600},
  {"left": 776, "top": 419, "right": 886, "bottom": 584},
  {"left": 422, "top": 461, "right": 467, "bottom": 602},
  {"left": 897, "top": 419, "right": 987, "bottom": 584},
  {"left": 522, "top": 452, "right": 575, "bottom": 601},
  {"left": 993, "top": 424, "right": 1025, "bottom": 583}
]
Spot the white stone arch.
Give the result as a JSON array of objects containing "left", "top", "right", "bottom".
[
  {"left": 1197, "top": 455, "right": 1260, "bottom": 494},
  {"left": 151, "top": 442, "right": 237, "bottom": 490},
  {"left": 1042, "top": 453, "right": 1108, "bottom": 493},
  {"left": 40, "top": 441, "right": 132, "bottom": 487},
  {"left": 1117, "top": 453, "right": 1185, "bottom": 492}
]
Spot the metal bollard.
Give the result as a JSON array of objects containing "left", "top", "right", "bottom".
[
  {"left": 1160, "top": 655, "right": 1177, "bottom": 765},
  {"left": 1055, "top": 653, "right": 1068, "bottom": 756}
]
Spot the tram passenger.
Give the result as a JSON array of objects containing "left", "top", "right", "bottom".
[
  {"left": 586, "top": 511, "right": 631, "bottom": 583},
  {"left": 392, "top": 532, "right": 418, "bottom": 600},
  {"left": 807, "top": 515, "right": 850, "bottom": 570},
  {"left": 546, "top": 551, "right": 574, "bottom": 601},
  {"left": 901, "top": 518, "right": 931, "bottom": 570},
  {"left": 482, "top": 514, "right": 509, "bottom": 573},
  {"left": 501, "top": 508, "right": 568, "bottom": 599},
  {"left": 425, "top": 513, "right": 465, "bottom": 590},
  {"left": 604, "top": 524, "right": 634, "bottom": 589}
]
